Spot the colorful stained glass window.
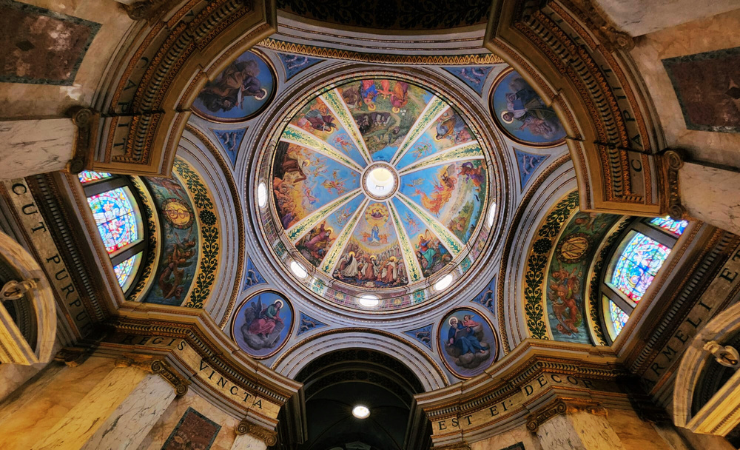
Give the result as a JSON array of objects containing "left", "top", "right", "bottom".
[
  {"left": 87, "top": 187, "right": 139, "bottom": 254},
  {"left": 113, "top": 253, "right": 142, "bottom": 290},
  {"left": 649, "top": 216, "right": 688, "bottom": 236},
  {"left": 78, "top": 171, "right": 113, "bottom": 184},
  {"left": 608, "top": 298, "right": 629, "bottom": 336},
  {"left": 611, "top": 232, "right": 671, "bottom": 302}
]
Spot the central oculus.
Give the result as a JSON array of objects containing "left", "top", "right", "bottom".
[{"left": 363, "top": 163, "right": 398, "bottom": 200}]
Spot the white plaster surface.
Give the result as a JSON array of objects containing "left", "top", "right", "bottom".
[
  {"left": 594, "top": 0, "right": 740, "bottom": 36},
  {"left": 629, "top": 8, "right": 740, "bottom": 167},
  {"left": 0, "top": 119, "right": 75, "bottom": 179},
  {"left": 680, "top": 162, "right": 740, "bottom": 236}
]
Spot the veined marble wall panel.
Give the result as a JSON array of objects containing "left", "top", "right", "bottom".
[
  {"left": 594, "top": 0, "right": 740, "bottom": 36},
  {"left": 630, "top": 8, "right": 740, "bottom": 167},
  {"left": 469, "top": 423, "right": 542, "bottom": 450},
  {"left": 0, "top": 357, "right": 112, "bottom": 449},
  {"left": 138, "top": 390, "right": 240, "bottom": 450},
  {"left": 0, "top": 0, "right": 133, "bottom": 118}
]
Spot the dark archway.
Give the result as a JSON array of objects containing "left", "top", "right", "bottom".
[{"left": 280, "top": 349, "right": 430, "bottom": 450}]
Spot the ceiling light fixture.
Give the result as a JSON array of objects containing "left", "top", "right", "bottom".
[
  {"left": 257, "top": 182, "right": 268, "bottom": 208},
  {"left": 352, "top": 405, "right": 370, "bottom": 419},
  {"left": 434, "top": 274, "right": 453, "bottom": 291},
  {"left": 290, "top": 260, "right": 307, "bottom": 279},
  {"left": 359, "top": 295, "right": 379, "bottom": 308}
]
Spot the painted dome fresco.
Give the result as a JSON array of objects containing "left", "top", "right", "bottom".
[{"left": 256, "top": 75, "right": 498, "bottom": 312}]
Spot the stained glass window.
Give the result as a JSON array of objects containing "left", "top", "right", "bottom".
[
  {"left": 608, "top": 298, "right": 629, "bottom": 336},
  {"left": 113, "top": 253, "right": 142, "bottom": 289},
  {"left": 649, "top": 216, "right": 688, "bottom": 236},
  {"left": 78, "top": 171, "right": 113, "bottom": 184},
  {"left": 611, "top": 232, "right": 671, "bottom": 302},
  {"left": 87, "top": 187, "right": 139, "bottom": 254}
]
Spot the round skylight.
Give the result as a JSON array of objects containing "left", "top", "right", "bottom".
[
  {"left": 487, "top": 201, "right": 496, "bottom": 227},
  {"left": 434, "top": 274, "right": 453, "bottom": 291},
  {"left": 364, "top": 165, "right": 396, "bottom": 200},
  {"left": 257, "top": 182, "right": 268, "bottom": 208},
  {"left": 359, "top": 295, "right": 379, "bottom": 308},
  {"left": 290, "top": 260, "right": 308, "bottom": 279},
  {"left": 352, "top": 405, "right": 370, "bottom": 419}
]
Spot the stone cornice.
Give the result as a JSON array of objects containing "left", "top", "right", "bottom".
[
  {"left": 415, "top": 339, "right": 628, "bottom": 442},
  {"left": 103, "top": 310, "right": 302, "bottom": 405}
]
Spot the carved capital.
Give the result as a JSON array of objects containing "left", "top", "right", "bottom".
[
  {"left": 121, "top": 0, "right": 177, "bottom": 22},
  {"left": 557, "top": 0, "right": 635, "bottom": 52},
  {"left": 54, "top": 346, "right": 92, "bottom": 367},
  {"left": 116, "top": 355, "right": 190, "bottom": 397},
  {"left": 432, "top": 443, "right": 472, "bottom": 450},
  {"left": 526, "top": 398, "right": 606, "bottom": 432},
  {"left": 66, "top": 106, "right": 98, "bottom": 174},
  {"left": 661, "top": 149, "right": 686, "bottom": 221},
  {"left": 236, "top": 420, "right": 278, "bottom": 446}
]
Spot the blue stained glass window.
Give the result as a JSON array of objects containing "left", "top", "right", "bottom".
[
  {"left": 608, "top": 298, "right": 629, "bottom": 337},
  {"left": 87, "top": 187, "right": 139, "bottom": 254},
  {"left": 113, "top": 252, "right": 142, "bottom": 290},
  {"left": 78, "top": 170, "right": 113, "bottom": 184},
  {"left": 611, "top": 232, "right": 671, "bottom": 302},
  {"left": 649, "top": 216, "right": 688, "bottom": 236}
]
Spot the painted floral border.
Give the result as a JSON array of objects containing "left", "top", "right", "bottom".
[
  {"left": 174, "top": 159, "right": 220, "bottom": 309},
  {"left": 523, "top": 191, "right": 579, "bottom": 339}
]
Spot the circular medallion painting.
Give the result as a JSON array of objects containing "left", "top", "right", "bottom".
[
  {"left": 438, "top": 308, "right": 497, "bottom": 378},
  {"left": 161, "top": 198, "right": 194, "bottom": 229},
  {"left": 232, "top": 291, "right": 293, "bottom": 359},
  {"left": 257, "top": 75, "right": 498, "bottom": 312},
  {"left": 490, "top": 69, "right": 566, "bottom": 146},
  {"left": 193, "top": 50, "right": 275, "bottom": 122}
]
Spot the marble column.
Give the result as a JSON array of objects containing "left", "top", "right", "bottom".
[
  {"left": 679, "top": 161, "right": 740, "bottom": 236},
  {"left": 530, "top": 400, "right": 627, "bottom": 450},
  {"left": 232, "top": 433, "right": 269, "bottom": 450},
  {"left": 232, "top": 421, "right": 278, "bottom": 450},
  {"left": 30, "top": 365, "right": 177, "bottom": 450},
  {"left": 0, "top": 118, "right": 77, "bottom": 180}
]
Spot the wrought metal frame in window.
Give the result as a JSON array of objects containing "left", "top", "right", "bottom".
[
  {"left": 599, "top": 216, "right": 687, "bottom": 343},
  {"left": 78, "top": 171, "right": 149, "bottom": 296}
]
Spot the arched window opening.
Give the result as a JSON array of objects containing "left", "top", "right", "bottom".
[
  {"left": 78, "top": 171, "right": 147, "bottom": 293},
  {"left": 601, "top": 216, "right": 688, "bottom": 342}
]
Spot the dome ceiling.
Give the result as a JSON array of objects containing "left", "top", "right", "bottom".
[{"left": 258, "top": 75, "right": 497, "bottom": 312}]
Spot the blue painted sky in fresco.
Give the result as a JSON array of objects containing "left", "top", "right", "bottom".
[{"left": 296, "top": 151, "right": 360, "bottom": 217}]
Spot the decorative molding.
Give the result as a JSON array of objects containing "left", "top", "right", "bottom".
[
  {"left": 497, "top": 153, "right": 571, "bottom": 353},
  {"left": 236, "top": 420, "right": 278, "bottom": 446},
  {"left": 556, "top": 0, "right": 634, "bottom": 52},
  {"left": 526, "top": 398, "right": 605, "bottom": 432},
  {"left": 258, "top": 38, "right": 504, "bottom": 65}
]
